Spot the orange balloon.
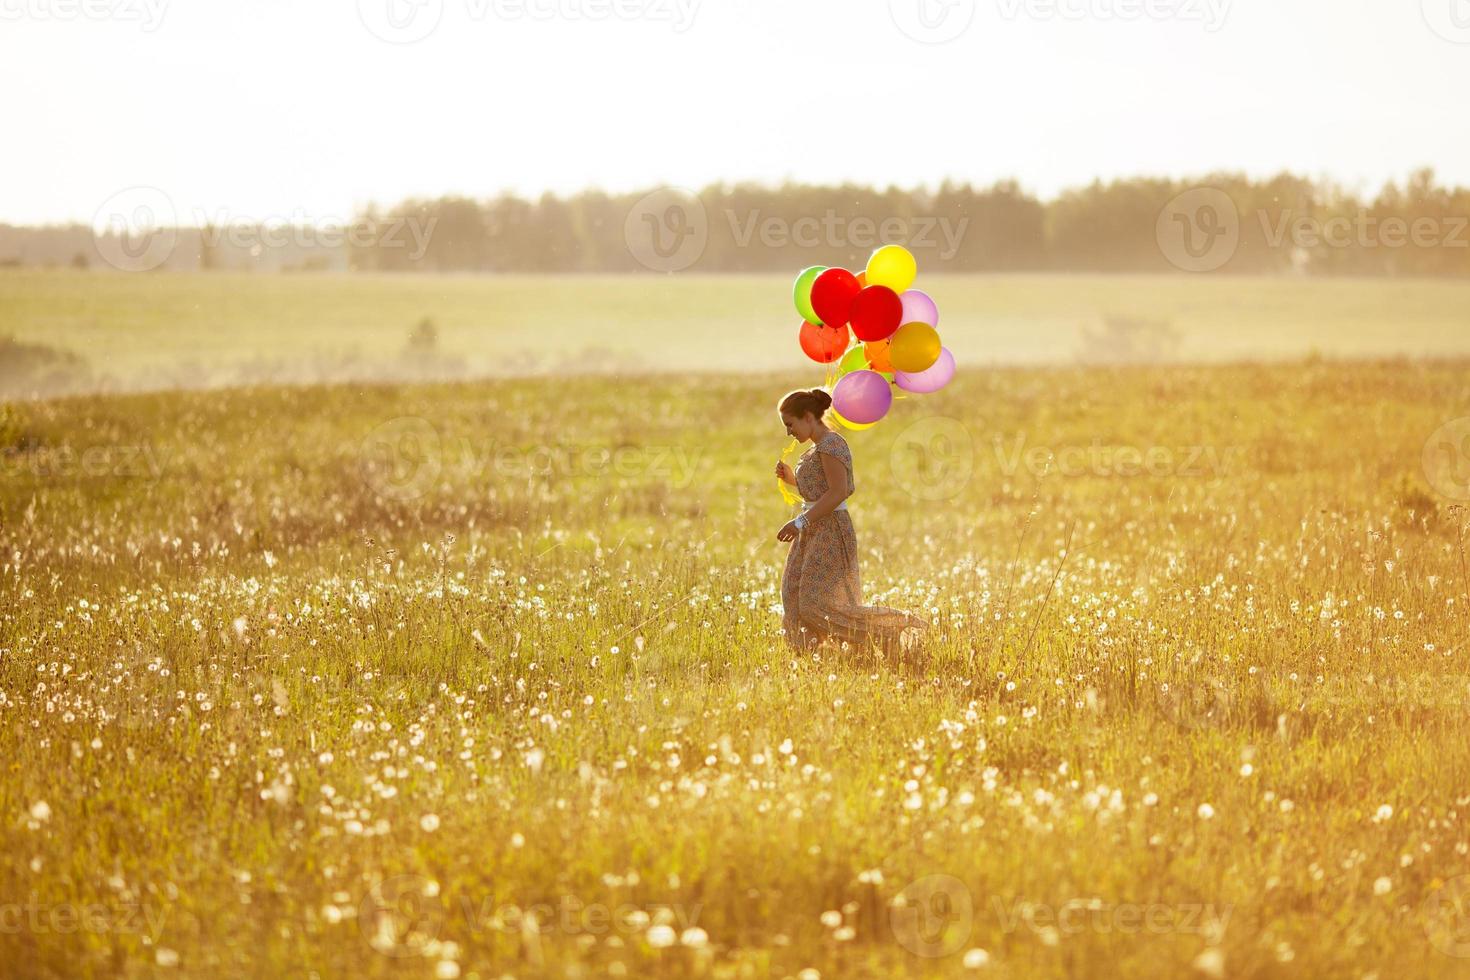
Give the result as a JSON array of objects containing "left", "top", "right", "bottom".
[
  {"left": 799, "top": 320, "right": 850, "bottom": 364},
  {"left": 863, "top": 338, "right": 893, "bottom": 372},
  {"left": 855, "top": 272, "right": 867, "bottom": 288}
]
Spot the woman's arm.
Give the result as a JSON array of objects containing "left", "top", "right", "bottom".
[{"left": 800, "top": 452, "right": 851, "bottom": 522}]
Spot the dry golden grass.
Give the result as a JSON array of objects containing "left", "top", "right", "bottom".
[
  {"left": 5, "top": 270, "right": 1470, "bottom": 396},
  {"left": 3, "top": 360, "right": 1470, "bottom": 977}
]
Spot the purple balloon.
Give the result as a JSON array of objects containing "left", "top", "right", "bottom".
[
  {"left": 895, "top": 347, "right": 955, "bottom": 394},
  {"left": 832, "top": 370, "right": 893, "bottom": 424},
  {"left": 899, "top": 289, "right": 939, "bottom": 328}
]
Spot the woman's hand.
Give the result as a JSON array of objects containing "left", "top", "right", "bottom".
[
  {"left": 777, "top": 519, "right": 801, "bottom": 543},
  {"left": 774, "top": 461, "right": 795, "bottom": 485}
]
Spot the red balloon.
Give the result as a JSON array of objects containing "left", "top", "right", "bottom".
[
  {"left": 810, "top": 268, "right": 861, "bottom": 329},
  {"left": 849, "top": 285, "right": 902, "bottom": 342},
  {"left": 798, "top": 320, "right": 849, "bottom": 364}
]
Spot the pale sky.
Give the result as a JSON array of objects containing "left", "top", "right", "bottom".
[{"left": 3, "top": 0, "right": 1468, "bottom": 225}]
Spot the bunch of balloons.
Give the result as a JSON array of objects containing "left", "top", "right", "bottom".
[{"left": 792, "top": 244, "right": 955, "bottom": 429}]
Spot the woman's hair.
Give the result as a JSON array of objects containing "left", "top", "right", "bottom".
[{"left": 779, "top": 387, "right": 833, "bottom": 420}]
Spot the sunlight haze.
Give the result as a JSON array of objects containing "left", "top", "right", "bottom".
[{"left": 4, "top": 0, "right": 1468, "bottom": 225}]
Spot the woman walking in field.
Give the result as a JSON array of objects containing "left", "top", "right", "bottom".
[{"left": 774, "top": 388, "right": 927, "bottom": 655}]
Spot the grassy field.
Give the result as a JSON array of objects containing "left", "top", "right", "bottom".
[
  {"left": 4, "top": 357, "right": 1470, "bottom": 977},
  {"left": 5, "top": 270, "right": 1470, "bottom": 396}
]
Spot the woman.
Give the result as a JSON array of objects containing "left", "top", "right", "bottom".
[{"left": 774, "top": 388, "right": 927, "bottom": 655}]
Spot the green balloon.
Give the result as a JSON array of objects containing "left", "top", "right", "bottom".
[
  {"left": 793, "top": 265, "right": 827, "bottom": 324},
  {"left": 836, "top": 344, "right": 895, "bottom": 381},
  {"left": 837, "top": 345, "right": 868, "bottom": 376}
]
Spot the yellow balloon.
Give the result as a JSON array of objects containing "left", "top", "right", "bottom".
[
  {"left": 866, "top": 244, "right": 917, "bottom": 293},
  {"left": 829, "top": 407, "right": 877, "bottom": 431},
  {"left": 889, "top": 322, "right": 941, "bottom": 373}
]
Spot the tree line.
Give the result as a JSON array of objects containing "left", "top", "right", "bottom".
[
  {"left": 3, "top": 169, "right": 1466, "bottom": 276},
  {"left": 351, "top": 168, "right": 1470, "bottom": 276}
]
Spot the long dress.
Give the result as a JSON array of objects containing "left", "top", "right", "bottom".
[{"left": 780, "top": 431, "right": 926, "bottom": 653}]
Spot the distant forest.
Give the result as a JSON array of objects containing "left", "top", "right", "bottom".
[{"left": 3, "top": 169, "right": 1467, "bottom": 276}]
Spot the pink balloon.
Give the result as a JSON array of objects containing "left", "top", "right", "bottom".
[
  {"left": 899, "top": 289, "right": 939, "bottom": 328},
  {"left": 831, "top": 370, "right": 893, "bottom": 425},
  {"left": 894, "top": 347, "right": 955, "bottom": 394}
]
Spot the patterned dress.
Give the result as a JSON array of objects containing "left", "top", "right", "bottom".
[{"left": 781, "top": 431, "right": 926, "bottom": 652}]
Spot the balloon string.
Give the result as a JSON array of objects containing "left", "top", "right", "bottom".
[{"left": 776, "top": 437, "right": 801, "bottom": 506}]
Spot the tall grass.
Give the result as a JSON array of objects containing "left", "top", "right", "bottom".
[{"left": 2, "top": 362, "right": 1469, "bottom": 977}]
